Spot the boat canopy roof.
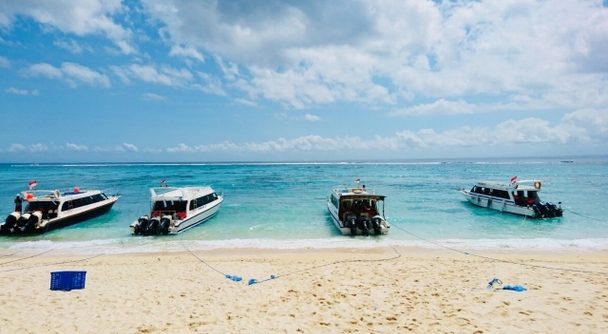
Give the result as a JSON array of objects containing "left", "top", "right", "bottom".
[
  {"left": 20, "top": 188, "right": 102, "bottom": 201},
  {"left": 331, "top": 187, "right": 386, "bottom": 201},
  {"left": 150, "top": 186, "right": 215, "bottom": 201},
  {"left": 475, "top": 180, "right": 543, "bottom": 192}
]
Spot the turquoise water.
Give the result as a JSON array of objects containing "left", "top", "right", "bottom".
[{"left": 0, "top": 158, "right": 607, "bottom": 254}]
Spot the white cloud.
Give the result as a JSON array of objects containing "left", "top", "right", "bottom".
[
  {"left": 138, "top": 0, "right": 607, "bottom": 111},
  {"left": 304, "top": 114, "right": 321, "bottom": 122},
  {"left": 169, "top": 44, "right": 205, "bottom": 62},
  {"left": 114, "top": 64, "right": 193, "bottom": 87},
  {"left": 195, "top": 72, "right": 226, "bottom": 96},
  {"left": 142, "top": 93, "right": 167, "bottom": 101},
  {"left": 122, "top": 143, "right": 138, "bottom": 152},
  {"left": 6, "top": 143, "right": 48, "bottom": 152},
  {"left": 61, "top": 62, "right": 111, "bottom": 88},
  {"left": 65, "top": 143, "right": 89, "bottom": 151},
  {"left": 391, "top": 99, "right": 477, "bottom": 116},
  {"left": 5, "top": 87, "right": 29, "bottom": 95},
  {"left": 0, "top": 0, "right": 135, "bottom": 55},
  {"left": 163, "top": 112, "right": 607, "bottom": 154},
  {"left": 20, "top": 62, "right": 110, "bottom": 88},
  {"left": 53, "top": 39, "right": 85, "bottom": 54},
  {"left": 234, "top": 98, "right": 257, "bottom": 107}
]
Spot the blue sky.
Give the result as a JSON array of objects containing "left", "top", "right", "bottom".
[{"left": 1, "top": 0, "right": 607, "bottom": 163}]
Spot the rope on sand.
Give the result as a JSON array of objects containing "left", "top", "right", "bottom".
[
  {"left": 180, "top": 236, "right": 242, "bottom": 282},
  {"left": 247, "top": 246, "right": 402, "bottom": 285},
  {"left": 390, "top": 222, "right": 607, "bottom": 276},
  {"left": 0, "top": 248, "right": 55, "bottom": 266},
  {"left": 0, "top": 254, "right": 103, "bottom": 273}
]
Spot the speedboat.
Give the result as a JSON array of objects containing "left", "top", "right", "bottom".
[
  {"left": 1, "top": 185, "right": 120, "bottom": 234},
  {"left": 327, "top": 181, "right": 390, "bottom": 235},
  {"left": 130, "top": 185, "right": 223, "bottom": 235},
  {"left": 460, "top": 177, "right": 563, "bottom": 218}
]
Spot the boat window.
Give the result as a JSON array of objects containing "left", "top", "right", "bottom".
[
  {"left": 152, "top": 201, "right": 166, "bottom": 210},
  {"left": 25, "top": 201, "right": 53, "bottom": 212},
  {"left": 527, "top": 191, "right": 541, "bottom": 202},
  {"left": 72, "top": 198, "right": 84, "bottom": 208},
  {"left": 493, "top": 190, "right": 510, "bottom": 199}
]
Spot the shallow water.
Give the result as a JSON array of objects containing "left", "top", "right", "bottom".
[{"left": 1, "top": 158, "right": 606, "bottom": 254}]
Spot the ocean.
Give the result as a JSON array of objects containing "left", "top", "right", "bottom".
[{"left": 1, "top": 158, "right": 607, "bottom": 255}]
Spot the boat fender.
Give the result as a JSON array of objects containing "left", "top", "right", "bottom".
[
  {"left": 534, "top": 181, "right": 542, "bottom": 189},
  {"left": 54, "top": 190, "right": 61, "bottom": 198}
]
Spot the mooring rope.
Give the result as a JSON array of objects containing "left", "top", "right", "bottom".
[
  {"left": 247, "top": 245, "right": 402, "bottom": 285},
  {"left": 0, "top": 254, "right": 103, "bottom": 273},
  {"left": 389, "top": 222, "right": 607, "bottom": 275}
]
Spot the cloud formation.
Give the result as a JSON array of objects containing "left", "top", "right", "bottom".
[{"left": 21, "top": 62, "right": 110, "bottom": 88}]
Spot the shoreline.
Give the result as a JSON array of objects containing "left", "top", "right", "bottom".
[{"left": 1, "top": 247, "right": 607, "bottom": 332}]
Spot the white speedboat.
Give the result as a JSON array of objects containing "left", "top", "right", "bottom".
[
  {"left": 1, "top": 186, "right": 120, "bottom": 235},
  {"left": 327, "top": 182, "right": 390, "bottom": 235},
  {"left": 460, "top": 178, "right": 563, "bottom": 218},
  {"left": 130, "top": 186, "right": 223, "bottom": 235}
]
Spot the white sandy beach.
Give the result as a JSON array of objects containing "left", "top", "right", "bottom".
[{"left": 0, "top": 247, "right": 607, "bottom": 333}]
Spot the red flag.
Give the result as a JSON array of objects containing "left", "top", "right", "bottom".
[
  {"left": 28, "top": 180, "right": 37, "bottom": 189},
  {"left": 510, "top": 176, "right": 517, "bottom": 183},
  {"left": 355, "top": 178, "right": 360, "bottom": 183}
]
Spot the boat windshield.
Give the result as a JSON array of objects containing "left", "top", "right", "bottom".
[
  {"left": 152, "top": 200, "right": 187, "bottom": 212},
  {"left": 24, "top": 201, "right": 55, "bottom": 212}
]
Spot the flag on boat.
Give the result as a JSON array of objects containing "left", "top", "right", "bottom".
[
  {"left": 510, "top": 176, "right": 517, "bottom": 183},
  {"left": 28, "top": 180, "right": 37, "bottom": 189},
  {"left": 355, "top": 178, "right": 360, "bottom": 183}
]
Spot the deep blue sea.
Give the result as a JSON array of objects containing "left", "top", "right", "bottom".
[{"left": 1, "top": 158, "right": 607, "bottom": 255}]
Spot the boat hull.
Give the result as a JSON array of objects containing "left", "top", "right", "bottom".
[
  {"left": 169, "top": 198, "right": 223, "bottom": 234},
  {"left": 460, "top": 190, "right": 562, "bottom": 218},
  {"left": 0, "top": 197, "right": 119, "bottom": 235}
]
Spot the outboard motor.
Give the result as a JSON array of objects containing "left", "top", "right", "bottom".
[
  {"left": 159, "top": 215, "right": 172, "bottom": 235},
  {"left": 555, "top": 202, "right": 563, "bottom": 217},
  {"left": 359, "top": 216, "right": 371, "bottom": 235},
  {"left": 133, "top": 215, "right": 149, "bottom": 235},
  {"left": 22, "top": 211, "right": 42, "bottom": 232},
  {"left": 545, "top": 202, "right": 558, "bottom": 218},
  {"left": 346, "top": 214, "right": 358, "bottom": 235},
  {"left": 371, "top": 215, "right": 383, "bottom": 235},
  {"left": 1, "top": 212, "right": 20, "bottom": 232},
  {"left": 15, "top": 213, "right": 32, "bottom": 233},
  {"left": 147, "top": 216, "right": 160, "bottom": 235}
]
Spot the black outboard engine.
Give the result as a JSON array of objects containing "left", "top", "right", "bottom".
[
  {"left": 359, "top": 216, "right": 371, "bottom": 235},
  {"left": 346, "top": 214, "right": 357, "bottom": 235},
  {"left": 555, "top": 202, "right": 563, "bottom": 217},
  {"left": 371, "top": 215, "right": 383, "bottom": 235},
  {"left": 22, "top": 211, "right": 42, "bottom": 232},
  {"left": 134, "top": 215, "right": 149, "bottom": 235},
  {"left": 545, "top": 202, "right": 558, "bottom": 218},
  {"left": 159, "top": 215, "right": 172, "bottom": 235},
  {"left": 532, "top": 203, "right": 547, "bottom": 218},
  {"left": 15, "top": 213, "right": 32, "bottom": 233},
  {"left": 147, "top": 216, "right": 160, "bottom": 235},
  {"left": 1, "top": 212, "right": 20, "bottom": 232}
]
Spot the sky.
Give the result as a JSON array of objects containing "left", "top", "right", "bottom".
[{"left": 1, "top": 0, "right": 607, "bottom": 163}]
